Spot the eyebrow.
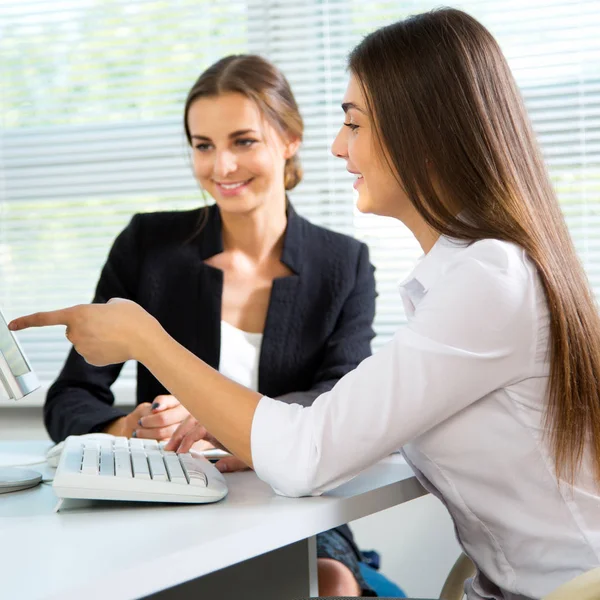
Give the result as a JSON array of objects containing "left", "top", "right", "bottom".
[
  {"left": 191, "top": 129, "right": 258, "bottom": 141},
  {"left": 341, "top": 102, "right": 366, "bottom": 114}
]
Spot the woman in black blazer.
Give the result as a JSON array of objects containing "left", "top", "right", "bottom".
[
  {"left": 44, "top": 55, "right": 393, "bottom": 597},
  {"left": 46, "top": 201, "right": 376, "bottom": 440}
]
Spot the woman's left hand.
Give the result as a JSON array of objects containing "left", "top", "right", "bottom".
[{"left": 9, "top": 298, "right": 160, "bottom": 367}]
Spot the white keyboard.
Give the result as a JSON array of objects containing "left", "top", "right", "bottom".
[{"left": 53, "top": 435, "right": 228, "bottom": 504}]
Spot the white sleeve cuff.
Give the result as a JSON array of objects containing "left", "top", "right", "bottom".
[
  {"left": 250, "top": 395, "right": 322, "bottom": 497},
  {"left": 250, "top": 395, "right": 278, "bottom": 483}
]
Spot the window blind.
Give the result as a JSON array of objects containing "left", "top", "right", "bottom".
[{"left": 1, "top": 0, "right": 599, "bottom": 405}]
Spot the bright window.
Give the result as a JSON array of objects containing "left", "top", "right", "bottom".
[{"left": 1, "top": 0, "right": 599, "bottom": 401}]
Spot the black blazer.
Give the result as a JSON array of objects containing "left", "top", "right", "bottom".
[{"left": 45, "top": 203, "right": 377, "bottom": 443}]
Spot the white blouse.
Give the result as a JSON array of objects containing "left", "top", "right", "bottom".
[
  {"left": 250, "top": 236, "right": 600, "bottom": 599},
  {"left": 219, "top": 320, "right": 262, "bottom": 392}
]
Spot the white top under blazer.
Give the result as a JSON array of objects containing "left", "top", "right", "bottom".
[
  {"left": 219, "top": 320, "right": 262, "bottom": 392},
  {"left": 250, "top": 236, "right": 600, "bottom": 599}
]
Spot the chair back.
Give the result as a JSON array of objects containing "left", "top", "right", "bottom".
[
  {"left": 439, "top": 553, "right": 476, "bottom": 600},
  {"left": 543, "top": 567, "right": 600, "bottom": 600}
]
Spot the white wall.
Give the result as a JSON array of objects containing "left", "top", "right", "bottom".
[{"left": 0, "top": 407, "right": 461, "bottom": 598}]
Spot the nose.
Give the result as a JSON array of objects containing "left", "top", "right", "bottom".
[
  {"left": 331, "top": 125, "right": 348, "bottom": 160},
  {"left": 213, "top": 149, "right": 237, "bottom": 178}
]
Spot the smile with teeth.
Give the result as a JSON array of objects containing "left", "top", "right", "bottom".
[{"left": 216, "top": 178, "right": 252, "bottom": 190}]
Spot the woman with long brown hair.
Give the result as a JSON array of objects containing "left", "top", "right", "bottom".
[{"left": 12, "top": 8, "right": 600, "bottom": 599}]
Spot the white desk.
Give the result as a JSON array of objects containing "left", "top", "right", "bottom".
[{"left": 0, "top": 441, "right": 426, "bottom": 600}]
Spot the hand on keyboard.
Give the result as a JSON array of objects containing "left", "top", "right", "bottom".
[
  {"left": 165, "top": 416, "right": 250, "bottom": 474},
  {"left": 165, "top": 414, "right": 219, "bottom": 453}
]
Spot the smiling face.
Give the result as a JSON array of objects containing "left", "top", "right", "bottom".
[
  {"left": 187, "top": 92, "right": 299, "bottom": 215},
  {"left": 331, "top": 75, "right": 410, "bottom": 219}
]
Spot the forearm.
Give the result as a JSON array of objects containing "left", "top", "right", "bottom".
[{"left": 138, "top": 328, "right": 261, "bottom": 467}]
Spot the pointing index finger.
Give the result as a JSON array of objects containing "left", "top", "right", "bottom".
[{"left": 8, "top": 308, "right": 75, "bottom": 331}]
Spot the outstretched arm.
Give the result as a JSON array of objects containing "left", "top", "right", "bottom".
[
  {"left": 11, "top": 244, "right": 533, "bottom": 496},
  {"left": 10, "top": 299, "right": 260, "bottom": 467}
]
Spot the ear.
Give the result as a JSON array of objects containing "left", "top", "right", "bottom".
[{"left": 283, "top": 137, "right": 301, "bottom": 160}]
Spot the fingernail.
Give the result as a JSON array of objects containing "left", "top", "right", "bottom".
[
  {"left": 132, "top": 430, "right": 137, "bottom": 438},
  {"left": 138, "top": 418, "right": 143, "bottom": 426},
  {"left": 151, "top": 402, "right": 160, "bottom": 409},
  {"left": 217, "top": 464, "right": 228, "bottom": 473}
]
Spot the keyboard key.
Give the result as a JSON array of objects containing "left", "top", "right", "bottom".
[
  {"left": 143, "top": 439, "right": 159, "bottom": 450},
  {"left": 113, "top": 437, "right": 129, "bottom": 449},
  {"left": 163, "top": 452, "right": 188, "bottom": 484},
  {"left": 81, "top": 446, "right": 99, "bottom": 475},
  {"left": 95, "top": 437, "right": 114, "bottom": 449},
  {"left": 128, "top": 438, "right": 145, "bottom": 451},
  {"left": 63, "top": 444, "right": 84, "bottom": 473},
  {"left": 114, "top": 448, "right": 133, "bottom": 478},
  {"left": 147, "top": 452, "right": 168, "bottom": 482},
  {"left": 99, "top": 447, "right": 115, "bottom": 476},
  {"left": 131, "top": 452, "right": 151, "bottom": 480},
  {"left": 179, "top": 454, "right": 208, "bottom": 487}
]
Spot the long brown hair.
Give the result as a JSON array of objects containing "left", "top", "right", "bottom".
[
  {"left": 349, "top": 8, "right": 600, "bottom": 483},
  {"left": 184, "top": 54, "right": 303, "bottom": 191}
]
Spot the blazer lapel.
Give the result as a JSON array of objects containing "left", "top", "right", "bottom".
[
  {"left": 259, "top": 274, "right": 300, "bottom": 395},
  {"left": 192, "top": 204, "right": 224, "bottom": 370},
  {"left": 160, "top": 204, "right": 224, "bottom": 370},
  {"left": 156, "top": 248, "right": 222, "bottom": 371},
  {"left": 259, "top": 202, "right": 304, "bottom": 395},
  {"left": 194, "top": 264, "right": 223, "bottom": 369}
]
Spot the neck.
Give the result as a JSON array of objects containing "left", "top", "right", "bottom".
[
  {"left": 400, "top": 205, "right": 440, "bottom": 254},
  {"left": 220, "top": 199, "right": 288, "bottom": 262}
]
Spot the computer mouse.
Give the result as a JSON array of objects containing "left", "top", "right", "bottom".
[{"left": 46, "top": 433, "right": 115, "bottom": 468}]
